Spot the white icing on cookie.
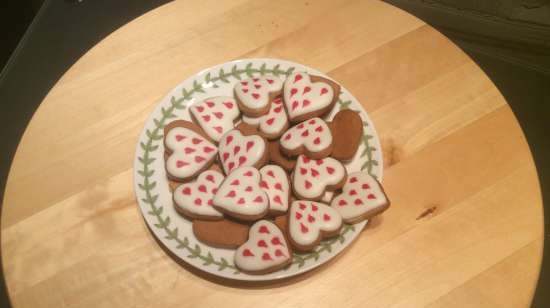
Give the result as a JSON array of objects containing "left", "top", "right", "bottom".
[
  {"left": 321, "top": 191, "right": 334, "bottom": 203},
  {"left": 258, "top": 97, "right": 288, "bottom": 137},
  {"left": 292, "top": 155, "right": 346, "bottom": 200},
  {"left": 235, "top": 76, "right": 283, "bottom": 111},
  {"left": 213, "top": 166, "right": 268, "bottom": 218},
  {"left": 331, "top": 172, "right": 389, "bottom": 222},
  {"left": 218, "top": 129, "right": 266, "bottom": 175},
  {"left": 259, "top": 165, "right": 289, "bottom": 213},
  {"left": 234, "top": 220, "right": 290, "bottom": 272},
  {"left": 242, "top": 115, "right": 261, "bottom": 126},
  {"left": 283, "top": 72, "right": 334, "bottom": 121},
  {"left": 165, "top": 126, "right": 218, "bottom": 179},
  {"left": 288, "top": 201, "right": 342, "bottom": 247},
  {"left": 280, "top": 117, "right": 332, "bottom": 153},
  {"left": 241, "top": 97, "right": 288, "bottom": 137},
  {"left": 173, "top": 170, "right": 224, "bottom": 218},
  {"left": 189, "top": 96, "right": 240, "bottom": 142}
]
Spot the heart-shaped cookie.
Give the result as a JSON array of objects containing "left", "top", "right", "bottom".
[
  {"left": 234, "top": 220, "right": 291, "bottom": 274},
  {"left": 173, "top": 170, "right": 224, "bottom": 220},
  {"left": 280, "top": 117, "right": 333, "bottom": 159},
  {"left": 288, "top": 201, "right": 342, "bottom": 252},
  {"left": 292, "top": 155, "right": 347, "bottom": 201},
  {"left": 190, "top": 96, "right": 240, "bottom": 142},
  {"left": 234, "top": 76, "right": 283, "bottom": 116},
  {"left": 331, "top": 172, "right": 390, "bottom": 223},
  {"left": 164, "top": 120, "right": 218, "bottom": 181},
  {"left": 259, "top": 165, "right": 290, "bottom": 215},
  {"left": 213, "top": 166, "right": 269, "bottom": 221},
  {"left": 218, "top": 129, "right": 268, "bottom": 175},
  {"left": 283, "top": 72, "right": 340, "bottom": 123},
  {"left": 241, "top": 97, "right": 289, "bottom": 140},
  {"left": 329, "top": 109, "right": 363, "bottom": 161}
]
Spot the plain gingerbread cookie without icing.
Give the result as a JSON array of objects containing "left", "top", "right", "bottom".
[
  {"left": 328, "top": 109, "right": 363, "bottom": 161},
  {"left": 193, "top": 219, "right": 250, "bottom": 249}
]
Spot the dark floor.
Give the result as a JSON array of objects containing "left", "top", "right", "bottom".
[{"left": 0, "top": 0, "right": 549, "bottom": 307}]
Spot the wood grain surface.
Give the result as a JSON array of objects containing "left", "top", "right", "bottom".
[{"left": 1, "top": 1, "right": 543, "bottom": 307}]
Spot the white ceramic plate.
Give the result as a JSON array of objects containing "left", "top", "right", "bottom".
[{"left": 134, "top": 58, "right": 383, "bottom": 281}]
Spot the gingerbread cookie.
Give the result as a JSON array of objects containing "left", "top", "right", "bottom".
[
  {"left": 163, "top": 120, "right": 218, "bottom": 182},
  {"left": 234, "top": 220, "right": 291, "bottom": 274},
  {"left": 242, "top": 114, "right": 262, "bottom": 126},
  {"left": 218, "top": 129, "right": 268, "bottom": 175},
  {"left": 268, "top": 141, "right": 296, "bottom": 172},
  {"left": 213, "top": 166, "right": 269, "bottom": 221},
  {"left": 280, "top": 117, "right": 333, "bottom": 159},
  {"left": 329, "top": 109, "right": 363, "bottom": 161},
  {"left": 240, "top": 97, "right": 288, "bottom": 140},
  {"left": 193, "top": 219, "right": 249, "bottom": 249},
  {"left": 235, "top": 122, "right": 260, "bottom": 136},
  {"left": 331, "top": 172, "right": 390, "bottom": 224},
  {"left": 189, "top": 96, "right": 240, "bottom": 142},
  {"left": 283, "top": 72, "right": 340, "bottom": 123},
  {"left": 292, "top": 155, "right": 347, "bottom": 201},
  {"left": 288, "top": 201, "right": 342, "bottom": 252},
  {"left": 234, "top": 76, "right": 283, "bottom": 117},
  {"left": 173, "top": 170, "right": 224, "bottom": 220},
  {"left": 259, "top": 165, "right": 290, "bottom": 215}
]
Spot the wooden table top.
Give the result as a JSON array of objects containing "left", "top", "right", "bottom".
[{"left": 1, "top": 1, "right": 543, "bottom": 307}]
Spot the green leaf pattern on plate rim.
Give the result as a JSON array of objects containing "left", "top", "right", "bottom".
[{"left": 136, "top": 62, "right": 379, "bottom": 273}]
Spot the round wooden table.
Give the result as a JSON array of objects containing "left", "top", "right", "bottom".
[{"left": 1, "top": 1, "right": 543, "bottom": 307}]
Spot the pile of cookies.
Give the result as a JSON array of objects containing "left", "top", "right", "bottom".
[{"left": 164, "top": 72, "right": 390, "bottom": 274}]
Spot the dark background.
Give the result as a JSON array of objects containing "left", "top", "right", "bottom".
[{"left": 0, "top": 0, "right": 549, "bottom": 307}]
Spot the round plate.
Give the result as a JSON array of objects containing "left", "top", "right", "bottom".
[{"left": 133, "top": 58, "right": 383, "bottom": 281}]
